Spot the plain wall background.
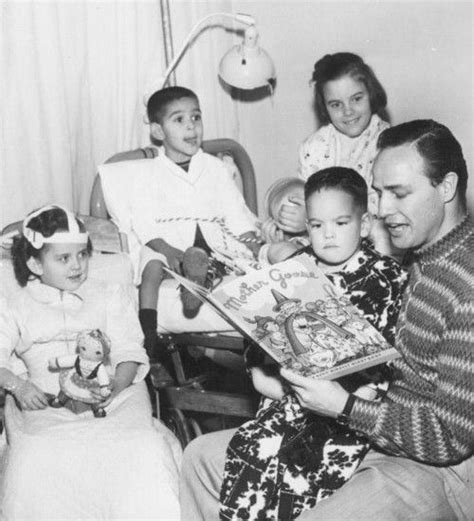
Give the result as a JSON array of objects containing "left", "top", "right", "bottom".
[
  {"left": 227, "top": 0, "right": 473, "bottom": 215},
  {"left": 2, "top": 1, "right": 471, "bottom": 226}
]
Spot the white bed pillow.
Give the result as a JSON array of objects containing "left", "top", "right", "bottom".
[{"left": 97, "top": 161, "right": 142, "bottom": 267}]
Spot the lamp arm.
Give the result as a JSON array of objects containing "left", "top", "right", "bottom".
[{"left": 161, "top": 12, "right": 256, "bottom": 87}]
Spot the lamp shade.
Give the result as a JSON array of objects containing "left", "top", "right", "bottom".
[{"left": 218, "top": 25, "right": 276, "bottom": 90}]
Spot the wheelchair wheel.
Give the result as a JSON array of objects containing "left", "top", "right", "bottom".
[
  {"left": 163, "top": 408, "right": 196, "bottom": 449},
  {"left": 188, "top": 417, "right": 203, "bottom": 438}
]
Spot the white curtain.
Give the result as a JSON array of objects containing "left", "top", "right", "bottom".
[
  {"left": 1, "top": 0, "right": 165, "bottom": 228},
  {"left": 1, "top": 0, "right": 241, "bottom": 230}
]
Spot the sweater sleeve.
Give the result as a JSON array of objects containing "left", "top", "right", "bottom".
[{"left": 349, "top": 298, "right": 474, "bottom": 465}]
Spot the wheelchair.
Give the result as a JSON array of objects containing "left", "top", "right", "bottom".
[{"left": 89, "top": 138, "right": 261, "bottom": 447}]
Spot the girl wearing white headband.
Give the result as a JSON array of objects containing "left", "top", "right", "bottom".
[
  {"left": 0, "top": 205, "right": 180, "bottom": 519},
  {"left": 12, "top": 204, "right": 91, "bottom": 289}
]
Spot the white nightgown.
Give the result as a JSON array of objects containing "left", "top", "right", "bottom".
[{"left": 0, "top": 278, "right": 181, "bottom": 520}]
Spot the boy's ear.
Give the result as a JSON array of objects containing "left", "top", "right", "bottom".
[
  {"left": 26, "top": 256, "right": 43, "bottom": 277},
  {"left": 360, "top": 212, "right": 371, "bottom": 238},
  {"left": 439, "top": 171, "right": 458, "bottom": 203},
  {"left": 150, "top": 122, "right": 165, "bottom": 142}
]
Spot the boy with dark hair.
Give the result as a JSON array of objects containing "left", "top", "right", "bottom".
[{"left": 101, "top": 87, "right": 260, "bottom": 357}]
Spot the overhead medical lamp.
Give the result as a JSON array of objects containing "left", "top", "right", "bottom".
[{"left": 160, "top": 12, "right": 276, "bottom": 90}]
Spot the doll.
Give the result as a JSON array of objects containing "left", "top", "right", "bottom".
[
  {"left": 259, "top": 177, "right": 309, "bottom": 264},
  {"left": 48, "top": 329, "right": 112, "bottom": 417}
]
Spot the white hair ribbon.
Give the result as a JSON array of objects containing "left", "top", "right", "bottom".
[
  {"left": 22, "top": 205, "right": 89, "bottom": 249},
  {"left": 0, "top": 230, "right": 20, "bottom": 248}
]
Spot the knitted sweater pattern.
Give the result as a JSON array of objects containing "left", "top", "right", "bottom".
[{"left": 350, "top": 215, "right": 474, "bottom": 465}]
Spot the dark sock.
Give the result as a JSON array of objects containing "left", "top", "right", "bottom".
[
  {"left": 139, "top": 308, "right": 157, "bottom": 356},
  {"left": 139, "top": 308, "right": 157, "bottom": 333}
]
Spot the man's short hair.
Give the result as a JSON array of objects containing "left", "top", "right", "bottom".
[
  {"left": 377, "top": 120, "right": 468, "bottom": 206},
  {"left": 147, "top": 86, "right": 198, "bottom": 124},
  {"left": 304, "top": 167, "right": 368, "bottom": 213}
]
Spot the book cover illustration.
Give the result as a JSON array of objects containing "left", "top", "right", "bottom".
[{"left": 167, "top": 253, "right": 399, "bottom": 380}]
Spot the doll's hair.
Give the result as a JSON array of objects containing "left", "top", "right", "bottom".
[
  {"left": 147, "top": 86, "right": 199, "bottom": 124},
  {"left": 377, "top": 119, "right": 468, "bottom": 208},
  {"left": 311, "top": 52, "right": 387, "bottom": 125},
  {"left": 11, "top": 206, "right": 92, "bottom": 287},
  {"left": 304, "top": 167, "right": 368, "bottom": 213},
  {"left": 76, "top": 329, "right": 111, "bottom": 364},
  {"left": 264, "top": 177, "right": 306, "bottom": 219}
]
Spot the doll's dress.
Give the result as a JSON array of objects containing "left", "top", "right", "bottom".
[{"left": 60, "top": 357, "right": 106, "bottom": 403}]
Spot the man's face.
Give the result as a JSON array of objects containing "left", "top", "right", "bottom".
[{"left": 372, "top": 144, "right": 447, "bottom": 250}]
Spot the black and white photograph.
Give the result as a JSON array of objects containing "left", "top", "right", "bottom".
[{"left": 0, "top": 1, "right": 472, "bottom": 520}]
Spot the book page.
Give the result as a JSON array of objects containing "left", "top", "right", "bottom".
[
  {"left": 164, "top": 268, "right": 250, "bottom": 333},
  {"left": 209, "top": 253, "right": 399, "bottom": 380}
]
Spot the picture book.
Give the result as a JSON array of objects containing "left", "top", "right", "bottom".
[{"left": 166, "top": 253, "right": 400, "bottom": 380}]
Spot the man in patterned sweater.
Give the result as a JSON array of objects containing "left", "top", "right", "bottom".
[
  {"left": 284, "top": 120, "right": 473, "bottom": 520},
  {"left": 180, "top": 120, "right": 472, "bottom": 521}
]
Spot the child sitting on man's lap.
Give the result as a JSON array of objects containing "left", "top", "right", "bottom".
[
  {"left": 219, "top": 167, "right": 407, "bottom": 521},
  {"left": 127, "top": 87, "right": 260, "bottom": 355}
]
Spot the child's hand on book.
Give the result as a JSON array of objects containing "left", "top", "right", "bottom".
[
  {"left": 267, "top": 241, "right": 300, "bottom": 264},
  {"left": 146, "top": 238, "right": 184, "bottom": 274},
  {"left": 158, "top": 242, "right": 184, "bottom": 273},
  {"left": 165, "top": 247, "right": 185, "bottom": 274},
  {"left": 280, "top": 368, "right": 349, "bottom": 419}
]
